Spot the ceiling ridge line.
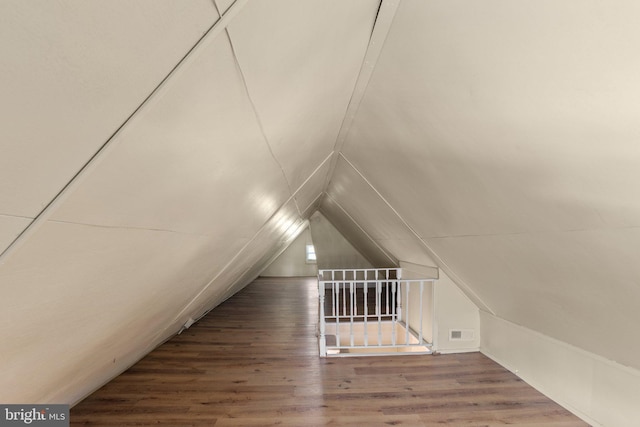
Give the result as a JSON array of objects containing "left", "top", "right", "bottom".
[
  {"left": 220, "top": 22, "right": 299, "bottom": 215},
  {"left": 339, "top": 153, "right": 495, "bottom": 314},
  {"left": 322, "top": 192, "right": 398, "bottom": 267},
  {"left": 320, "top": 0, "right": 402, "bottom": 196},
  {"left": 301, "top": 192, "right": 324, "bottom": 219},
  {"left": 0, "top": 0, "right": 249, "bottom": 267},
  {"left": 288, "top": 152, "right": 333, "bottom": 214}
]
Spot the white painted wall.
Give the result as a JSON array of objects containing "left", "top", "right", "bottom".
[
  {"left": 481, "top": 312, "right": 640, "bottom": 426},
  {"left": 433, "top": 271, "right": 480, "bottom": 353},
  {"left": 261, "top": 227, "right": 317, "bottom": 277}
]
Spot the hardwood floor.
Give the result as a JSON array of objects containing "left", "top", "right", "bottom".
[{"left": 71, "top": 277, "right": 588, "bottom": 426}]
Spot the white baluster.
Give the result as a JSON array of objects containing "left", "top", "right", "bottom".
[
  {"left": 350, "top": 281, "right": 354, "bottom": 347},
  {"left": 364, "top": 280, "right": 368, "bottom": 346},
  {"left": 405, "top": 281, "right": 410, "bottom": 345},
  {"left": 391, "top": 281, "right": 396, "bottom": 346},
  {"left": 334, "top": 282, "right": 340, "bottom": 348},
  {"left": 418, "top": 281, "right": 424, "bottom": 344},
  {"left": 377, "top": 277, "right": 382, "bottom": 346}
]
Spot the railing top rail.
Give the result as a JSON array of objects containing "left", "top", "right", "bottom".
[
  {"left": 318, "top": 268, "right": 399, "bottom": 271},
  {"left": 318, "top": 268, "right": 436, "bottom": 283},
  {"left": 318, "top": 268, "right": 401, "bottom": 282}
]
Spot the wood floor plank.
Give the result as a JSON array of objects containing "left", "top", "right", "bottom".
[{"left": 71, "top": 277, "right": 588, "bottom": 426}]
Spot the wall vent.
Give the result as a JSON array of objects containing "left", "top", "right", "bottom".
[{"left": 449, "top": 329, "right": 475, "bottom": 341}]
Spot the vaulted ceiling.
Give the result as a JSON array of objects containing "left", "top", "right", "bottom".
[{"left": 2, "top": 0, "right": 640, "bottom": 405}]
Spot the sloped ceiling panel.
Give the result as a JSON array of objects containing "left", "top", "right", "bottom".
[
  {"left": 50, "top": 34, "right": 290, "bottom": 238},
  {"left": 224, "top": 0, "right": 379, "bottom": 191},
  {"left": 319, "top": 195, "right": 396, "bottom": 268},
  {"left": 0, "top": 11, "right": 306, "bottom": 404},
  {"left": 309, "top": 211, "right": 372, "bottom": 270},
  {"left": 0, "top": 216, "right": 31, "bottom": 253},
  {"left": 327, "top": 156, "right": 434, "bottom": 261},
  {"left": 0, "top": 0, "right": 217, "bottom": 227},
  {"left": 293, "top": 154, "right": 332, "bottom": 215},
  {"left": 0, "top": 221, "right": 218, "bottom": 404},
  {"left": 342, "top": 0, "right": 640, "bottom": 369}
]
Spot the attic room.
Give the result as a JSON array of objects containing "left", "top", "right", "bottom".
[{"left": 2, "top": 0, "right": 640, "bottom": 425}]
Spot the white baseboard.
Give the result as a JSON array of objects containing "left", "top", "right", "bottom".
[{"left": 436, "top": 347, "right": 480, "bottom": 355}]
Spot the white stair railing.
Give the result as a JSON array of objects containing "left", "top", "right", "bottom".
[{"left": 318, "top": 268, "right": 435, "bottom": 357}]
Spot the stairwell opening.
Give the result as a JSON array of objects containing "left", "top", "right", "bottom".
[{"left": 318, "top": 268, "right": 435, "bottom": 357}]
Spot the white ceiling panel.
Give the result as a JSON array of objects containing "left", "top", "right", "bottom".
[
  {"left": 0, "top": 216, "right": 31, "bottom": 254},
  {"left": 0, "top": 0, "right": 218, "bottom": 218},
  {"left": 225, "top": 0, "right": 378, "bottom": 190},
  {"left": 327, "top": 156, "right": 417, "bottom": 241},
  {"left": 319, "top": 196, "right": 396, "bottom": 268},
  {"left": 343, "top": 0, "right": 640, "bottom": 239},
  {"left": 51, "top": 34, "right": 291, "bottom": 239},
  {"left": 0, "top": 220, "right": 236, "bottom": 404},
  {"left": 326, "top": 157, "right": 439, "bottom": 266}
]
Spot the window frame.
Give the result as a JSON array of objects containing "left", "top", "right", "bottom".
[{"left": 305, "top": 244, "right": 317, "bottom": 264}]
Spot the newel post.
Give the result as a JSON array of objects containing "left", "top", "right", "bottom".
[{"left": 318, "top": 277, "right": 327, "bottom": 357}]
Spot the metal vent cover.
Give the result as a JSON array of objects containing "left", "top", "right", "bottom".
[{"left": 449, "top": 329, "right": 475, "bottom": 341}]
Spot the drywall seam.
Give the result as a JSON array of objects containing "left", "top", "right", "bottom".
[
  {"left": 321, "top": 0, "right": 401, "bottom": 194},
  {"left": 0, "top": 0, "right": 249, "bottom": 267},
  {"left": 322, "top": 192, "right": 398, "bottom": 266},
  {"left": 221, "top": 25, "right": 297, "bottom": 212},
  {"left": 426, "top": 224, "right": 640, "bottom": 239},
  {"left": 46, "top": 219, "right": 204, "bottom": 237},
  {"left": 0, "top": 213, "right": 33, "bottom": 220},
  {"left": 338, "top": 153, "right": 493, "bottom": 313}
]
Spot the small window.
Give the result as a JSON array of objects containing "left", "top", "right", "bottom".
[{"left": 305, "top": 244, "right": 316, "bottom": 263}]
